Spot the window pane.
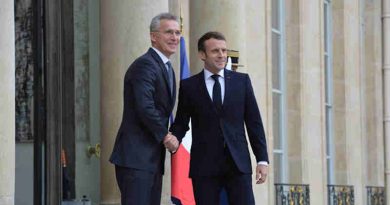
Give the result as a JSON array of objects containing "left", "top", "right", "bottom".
[
  {"left": 273, "top": 153, "right": 283, "bottom": 183},
  {"left": 325, "top": 55, "right": 329, "bottom": 102},
  {"left": 272, "top": 32, "right": 281, "bottom": 90},
  {"left": 324, "top": 3, "right": 328, "bottom": 51},
  {"left": 326, "top": 107, "right": 331, "bottom": 155},
  {"left": 15, "top": 0, "right": 35, "bottom": 142},
  {"left": 273, "top": 93, "right": 281, "bottom": 149},
  {"left": 272, "top": 0, "right": 280, "bottom": 29},
  {"left": 327, "top": 157, "right": 333, "bottom": 183}
]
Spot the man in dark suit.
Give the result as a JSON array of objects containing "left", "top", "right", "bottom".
[
  {"left": 109, "top": 13, "right": 180, "bottom": 205},
  {"left": 170, "top": 31, "right": 269, "bottom": 205}
]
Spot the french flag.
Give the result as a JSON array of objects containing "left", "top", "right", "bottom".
[{"left": 171, "top": 36, "right": 195, "bottom": 205}]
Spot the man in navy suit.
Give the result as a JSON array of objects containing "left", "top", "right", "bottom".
[
  {"left": 170, "top": 31, "right": 269, "bottom": 205},
  {"left": 109, "top": 13, "right": 180, "bottom": 205}
]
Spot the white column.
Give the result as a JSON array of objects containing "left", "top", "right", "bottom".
[
  {"left": 245, "top": 0, "right": 272, "bottom": 203},
  {"left": 189, "top": 0, "right": 246, "bottom": 74},
  {"left": 344, "top": 0, "right": 365, "bottom": 204},
  {"left": 0, "top": 0, "right": 15, "bottom": 204},
  {"left": 100, "top": 1, "right": 168, "bottom": 204},
  {"left": 383, "top": 0, "right": 390, "bottom": 203},
  {"left": 299, "top": 0, "right": 327, "bottom": 204}
]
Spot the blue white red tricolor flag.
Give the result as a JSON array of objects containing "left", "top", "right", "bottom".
[{"left": 171, "top": 36, "right": 195, "bottom": 205}]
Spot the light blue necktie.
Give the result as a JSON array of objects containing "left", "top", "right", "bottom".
[{"left": 166, "top": 61, "right": 174, "bottom": 96}]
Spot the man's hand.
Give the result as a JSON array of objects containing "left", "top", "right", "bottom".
[
  {"left": 163, "top": 133, "right": 179, "bottom": 153},
  {"left": 255, "top": 164, "right": 268, "bottom": 184}
]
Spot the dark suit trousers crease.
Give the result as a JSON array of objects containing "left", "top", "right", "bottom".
[
  {"left": 115, "top": 165, "right": 162, "bottom": 205},
  {"left": 192, "top": 148, "right": 255, "bottom": 205}
]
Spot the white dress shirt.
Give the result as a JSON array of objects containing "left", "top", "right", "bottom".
[
  {"left": 152, "top": 47, "right": 170, "bottom": 71},
  {"left": 204, "top": 68, "right": 225, "bottom": 102}
]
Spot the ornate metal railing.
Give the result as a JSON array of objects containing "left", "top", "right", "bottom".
[
  {"left": 328, "top": 185, "right": 354, "bottom": 205},
  {"left": 367, "top": 186, "right": 385, "bottom": 205},
  {"left": 275, "top": 183, "right": 310, "bottom": 205}
]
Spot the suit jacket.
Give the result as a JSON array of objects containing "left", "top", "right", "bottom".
[
  {"left": 170, "top": 69, "right": 268, "bottom": 177},
  {"left": 110, "top": 48, "right": 176, "bottom": 174}
]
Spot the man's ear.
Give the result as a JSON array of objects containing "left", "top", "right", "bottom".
[
  {"left": 198, "top": 51, "right": 206, "bottom": 61},
  {"left": 150, "top": 32, "right": 157, "bottom": 44}
]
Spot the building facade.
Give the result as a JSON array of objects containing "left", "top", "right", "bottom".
[{"left": 0, "top": 0, "right": 389, "bottom": 204}]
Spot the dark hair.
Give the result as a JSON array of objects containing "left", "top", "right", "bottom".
[
  {"left": 150, "top": 13, "right": 179, "bottom": 32},
  {"left": 197, "top": 31, "right": 226, "bottom": 52}
]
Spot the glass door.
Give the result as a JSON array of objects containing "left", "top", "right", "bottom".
[{"left": 62, "top": 1, "right": 100, "bottom": 204}]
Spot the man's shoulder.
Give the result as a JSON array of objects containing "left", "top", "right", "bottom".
[
  {"left": 128, "top": 49, "right": 160, "bottom": 70},
  {"left": 124, "top": 50, "right": 160, "bottom": 79},
  {"left": 134, "top": 49, "right": 157, "bottom": 64},
  {"left": 177, "top": 74, "right": 201, "bottom": 94},
  {"left": 226, "top": 69, "right": 249, "bottom": 81},
  {"left": 181, "top": 71, "right": 202, "bottom": 84},
  {"left": 226, "top": 69, "right": 246, "bottom": 76}
]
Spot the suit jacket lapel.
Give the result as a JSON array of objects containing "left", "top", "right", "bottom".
[
  {"left": 196, "top": 70, "right": 219, "bottom": 115},
  {"left": 171, "top": 69, "right": 176, "bottom": 104},
  {"left": 223, "top": 69, "right": 232, "bottom": 110},
  {"left": 148, "top": 48, "right": 175, "bottom": 104}
]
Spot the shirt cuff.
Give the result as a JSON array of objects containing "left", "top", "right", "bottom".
[{"left": 257, "top": 161, "right": 268, "bottom": 166}]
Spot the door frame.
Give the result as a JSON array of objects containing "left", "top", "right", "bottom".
[{"left": 34, "top": 0, "right": 75, "bottom": 204}]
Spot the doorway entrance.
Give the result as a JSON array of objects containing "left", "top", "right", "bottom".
[{"left": 14, "top": 0, "right": 101, "bottom": 204}]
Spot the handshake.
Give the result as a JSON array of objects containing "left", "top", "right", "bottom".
[{"left": 163, "top": 132, "right": 179, "bottom": 153}]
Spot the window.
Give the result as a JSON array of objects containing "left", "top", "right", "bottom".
[
  {"left": 272, "top": 0, "right": 287, "bottom": 183},
  {"left": 324, "top": 0, "right": 334, "bottom": 184}
]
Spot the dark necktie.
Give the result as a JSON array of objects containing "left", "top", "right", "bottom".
[
  {"left": 166, "top": 61, "right": 174, "bottom": 96},
  {"left": 211, "top": 74, "right": 222, "bottom": 110}
]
